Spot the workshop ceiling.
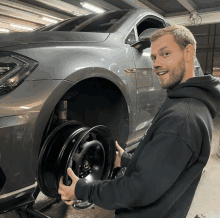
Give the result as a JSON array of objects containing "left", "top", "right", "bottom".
[{"left": 0, "top": 0, "right": 219, "bottom": 32}]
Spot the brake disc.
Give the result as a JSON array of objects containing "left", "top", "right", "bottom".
[{"left": 37, "top": 121, "right": 116, "bottom": 210}]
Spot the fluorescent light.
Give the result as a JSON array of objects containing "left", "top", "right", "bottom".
[
  {"left": 0, "top": 28, "right": 9, "bottom": 33},
  {"left": 43, "top": 17, "right": 58, "bottom": 23},
  {"left": 81, "top": 2, "right": 105, "bottom": 13},
  {"left": 19, "top": 106, "right": 30, "bottom": 109},
  {"left": 10, "top": 24, "right": 33, "bottom": 31}
]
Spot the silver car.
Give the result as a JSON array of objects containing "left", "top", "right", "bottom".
[{"left": 0, "top": 8, "right": 203, "bottom": 216}]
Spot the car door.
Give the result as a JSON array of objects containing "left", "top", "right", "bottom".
[{"left": 127, "top": 16, "right": 167, "bottom": 138}]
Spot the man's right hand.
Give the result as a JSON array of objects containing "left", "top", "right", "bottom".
[{"left": 114, "top": 141, "right": 125, "bottom": 168}]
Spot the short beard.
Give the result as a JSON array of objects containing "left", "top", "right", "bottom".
[{"left": 165, "top": 57, "right": 186, "bottom": 90}]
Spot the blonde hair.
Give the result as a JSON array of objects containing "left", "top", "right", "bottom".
[{"left": 150, "top": 25, "right": 197, "bottom": 59}]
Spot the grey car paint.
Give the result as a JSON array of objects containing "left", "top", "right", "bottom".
[
  {"left": 4, "top": 33, "right": 138, "bottom": 134},
  {"left": 0, "top": 8, "right": 203, "bottom": 212},
  {"left": 0, "top": 80, "right": 73, "bottom": 192}
]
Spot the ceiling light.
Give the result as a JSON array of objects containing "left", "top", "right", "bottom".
[
  {"left": 43, "top": 17, "right": 58, "bottom": 23},
  {"left": 81, "top": 2, "right": 105, "bottom": 13},
  {"left": 10, "top": 24, "right": 33, "bottom": 31},
  {"left": 0, "top": 28, "right": 9, "bottom": 33}
]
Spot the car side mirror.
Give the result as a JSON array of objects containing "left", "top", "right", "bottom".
[
  {"left": 131, "top": 37, "right": 151, "bottom": 50},
  {"left": 131, "top": 28, "right": 160, "bottom": 51}
]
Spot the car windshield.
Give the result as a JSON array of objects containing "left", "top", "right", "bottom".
[
  {"left": 35, "top": 10, "right": 131, "bottom": 32},
  {"left": 72, "top": 10, "right": 130, "bottom": 32},
  {"left": 34, "top": 18, "right": 73, "bottom": 31}
]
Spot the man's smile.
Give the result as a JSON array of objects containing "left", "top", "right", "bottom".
[{"left": 155, "top": 71, "right": 168, "bottom": 77}]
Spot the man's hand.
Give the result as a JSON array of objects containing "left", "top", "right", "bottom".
[
  {"left": 58, "top": 167, "right": 79, "bottom": 205},
  {"left": 114, "top": 141, "right": 125, "bottom": 168}
]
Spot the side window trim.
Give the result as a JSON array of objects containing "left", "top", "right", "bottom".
[
  {"left": 125, "top": 27, "right": 139, "bottom": 45},
  {"left": 134, "top": 27, "right": 139, "bottom": 41}
]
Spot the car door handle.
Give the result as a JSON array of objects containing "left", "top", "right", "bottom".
[{"left": 124, "top": 69, "right": 136, "bottom": 73}]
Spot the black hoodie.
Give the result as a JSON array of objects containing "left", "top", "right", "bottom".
[{"left": 75, "top": 75, "right": 220, "bottom": 218}]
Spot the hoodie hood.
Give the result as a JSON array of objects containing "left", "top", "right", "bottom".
[{"left": 167, "top": 75, "right": 220, "bottom": 119}]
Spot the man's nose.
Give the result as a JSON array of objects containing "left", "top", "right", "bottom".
[{"left": 153, "top": 57, "right": 162, "bottom": 68}]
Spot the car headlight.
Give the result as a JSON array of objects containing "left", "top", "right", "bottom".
[{"left": 0, "top": 52, "right": 38, "bottom": 95}]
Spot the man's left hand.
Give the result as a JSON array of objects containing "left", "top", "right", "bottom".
[{"left": 58, "top": 167, "right": 79, "bottom": 205}]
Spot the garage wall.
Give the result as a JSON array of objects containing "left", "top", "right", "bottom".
[{"left": 187, "top": 23, "right": 220, "bottom": 77}]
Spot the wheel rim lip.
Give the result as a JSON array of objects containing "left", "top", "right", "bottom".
[
  {"left": 37, "top": 121, "right": 83, "bottom": 198},
  {"left": 56, "top": 127, "right": 87, "bottom": 168},
  {"left": 73, "top": 201, "right": 94, "bottom": 210},
  {"left": 65, "top": 125, "right": 115, "bottom": 184},
  {"left": 88, "top": 125, "right": 116, "bottom": 180},
  {"left": 37, "top": 122, "right": 116, "bottom": 203},
  {"left": 71, "top": 125, "right": 116, "bottom": 210},
  {"left": 55, "top": 126, "right": 89, "bottom": 188}
]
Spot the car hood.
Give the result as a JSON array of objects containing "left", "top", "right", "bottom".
[{"left": 0, "top": 32, "right": 110, "bottom": 48}]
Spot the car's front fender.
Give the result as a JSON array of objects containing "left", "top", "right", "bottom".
[{"left": 0, "top": 79, "right": 74, "bottom": 196}]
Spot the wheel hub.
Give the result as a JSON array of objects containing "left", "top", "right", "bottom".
[
  {"left": 37, "top": 120, "right": 116, "bottom": 210},
  {"left": 83, "top": 160, "right": 90, "bottom": 169}
]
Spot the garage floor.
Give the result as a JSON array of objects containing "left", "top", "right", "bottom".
[{"left": 1, "top": 115, "right": 220, "bottom": 218}]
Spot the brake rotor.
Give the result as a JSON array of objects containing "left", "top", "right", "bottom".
[{"left": 37, "top": 121, "right": 116, "bottom": 210}]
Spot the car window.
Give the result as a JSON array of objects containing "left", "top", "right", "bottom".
[
  {"left": 73, "top": 10, "right": 130, "bottom": 33},
  {"left": 136, "top": 17, "right": 165, "bottom": 37},
  {"left": 55, "top": 14, "right": 97, "bottom": 31},
  {"left": 35, "top": 18, "right": 72, "bottom": 31},
  {"left": 34, "top": 15, "right": 97, "bottom": 32}
]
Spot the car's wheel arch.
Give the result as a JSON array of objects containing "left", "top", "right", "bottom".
[
  {"left": 33, "top": 68, "right": 133, "bottom": 177},
  {"left": 65, "top": 66, "right": 132, "bottom": 109}
]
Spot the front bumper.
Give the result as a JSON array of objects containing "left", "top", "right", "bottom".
[
  {"left": 0, "top": 113, "right": 39, "bottom": 213},
  {"left": 0, "top": 114, "right": 38, "bottom": 195},
  {"left": 0, "top": 182, "right": 37, "bottom": 214}
]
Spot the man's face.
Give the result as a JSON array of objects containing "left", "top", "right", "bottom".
[{"left": 150, "top": 34, "right": 186, "bottom": 90}]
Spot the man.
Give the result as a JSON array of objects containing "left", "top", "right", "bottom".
[{"left": 58, "top": 25, "right": 220, "bottom": 217}]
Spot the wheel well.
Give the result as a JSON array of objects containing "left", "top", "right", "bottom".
[{"left": 42, "top": 77, "right": 129, "bottom": 150}]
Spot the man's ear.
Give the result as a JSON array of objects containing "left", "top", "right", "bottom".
[{"left": 184, "top": 44, "right": 195, "bottom": 62}]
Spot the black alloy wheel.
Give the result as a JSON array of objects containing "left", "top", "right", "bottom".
[{"left": 37, "top": 120, "right": 116, "bottom": 210}]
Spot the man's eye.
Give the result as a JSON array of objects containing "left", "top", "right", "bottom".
[
  {"left": 163, "top": 52, "right": 170, "bottom": 57},
  {"left": 151, "top": 57, "right": 155, "bottom": 62}
]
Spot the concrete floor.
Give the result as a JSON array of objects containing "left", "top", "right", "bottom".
[{"left": 1, "top": 115, "right": 220, "bottom": 218}]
